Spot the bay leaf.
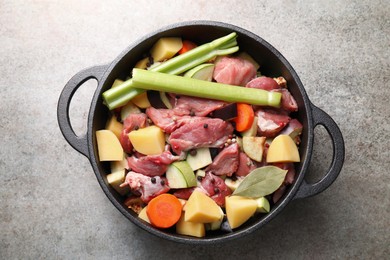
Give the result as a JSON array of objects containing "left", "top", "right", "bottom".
[{"left": 232, "top": 166, "right": 288, "bottom": 198}]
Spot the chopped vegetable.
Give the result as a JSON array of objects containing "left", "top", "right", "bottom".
[
  {"left": 96, "top": 130, "right": 123, "bottom": 161},
  {"left": 195, "top": 169, "right": 206, "bottom": 179},
  {"left": 106, "top": 169, "right": 130, "bottom": 195},
  {"left": 184, "top": 191, "right": 223, "bottom": 223},
  {"left": 134, "top": 57, "right": 149, "bottom": 69},
  {"left": 147, "top": 90, "right": 169, "bottom": 109},
  {"left": 138, "top": 206, "right": 150, "bottom": 223},
  {"left": 176, "top": 214, "right": 205, "bottom": 237},
  {"left": 210, "top": 103, "right": 237, "bottom": 121},
  {"left": 186, "top": 147, "right": 212, "bottom": 171},
  {"left": 178, "top": 40, "right": 197, "bottom": 54},
  {"left": 241, "top": 116, "right": 258, "bottom": 137},
  {"left": 242, "top": 136, "right": 266, "bottom": 162},
  {"left": 150, "top": 37, "right": 183, "bottom": 62},
  {"left": 206, "top": 207, "right": 225, "bottom": 231},
  {"left": 224, "top": 177, "right": 243, "bottom": 192},
  {"left": 255, "top": 197, "right": 270, "bottom": 213},
  {"left": 166, "top": 164, "right": 189, "bottom": 189},
  {"left": 110, "top": 155, "right": 128, "bottom": 173},
  {"left": 159, "top": 91, "right": 172, "bottom": 109},
  {"left": 166, "top": 161, "right": 197, "bottom": 188},
  {"left": 234, "top": 103, "right": 255, "bottom": 132},
  {"left": 128, "top": 125, "right": 165, "bottom": 155},
  {"left": 266, "top": 135, "right": 301, "bottom": 162},
  {"left": 225, "top": 196, "right": 258, "bottom": 229},
  {"left": 120, "top": 101, "right": 141, "bottom": 122},
  {"left": 183, "top": 63, "right": 214, "bottom": 81},
  {"left": 104, "top": 85, "right": 145, "bottom": 110},
  {"left": 131, "top": 92, "right": 151, "bottom": 108},
  {"left": 131, "top": 69, "right": 282, "bottom": 107},
  {"left": 111, "top": 79, "right": 124, "bottom": 88},
  {"left": 102, "top": 33, "right": 239, "bottom": 110},
  {"left": 105, "top": 116, "right": 123, "bottom": 139},
  {"left": 146, "top": 194, "right": 182, "bottom": 228},
  {"left": 237, "top": 52, "right": 260, "bottom": 71}
]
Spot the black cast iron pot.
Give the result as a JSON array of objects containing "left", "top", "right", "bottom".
[{"left": 57, "top": 21, "right": 345, "bottom": 244}]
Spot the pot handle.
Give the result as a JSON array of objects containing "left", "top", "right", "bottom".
[
  {"left": 57, "top": 65, "right": 108, "bottom": 158},
  {"left": 294, "top": 103, "right": 345, "bottom": 199}
]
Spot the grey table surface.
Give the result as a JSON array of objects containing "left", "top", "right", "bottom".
[{"left": 1, "top": 0, "right": 389, "bottom": 259}]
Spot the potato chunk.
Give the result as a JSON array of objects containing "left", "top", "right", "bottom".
[
  {"left": 128, "top": 125, "right": 165, "bottom": 155},
  {"left": 106, "top": 169, "right": 130, "bottom": 195},
  {"left": 266, "top": 135, "right": 300, "bottom": 163},
  {"left": 150, "top": 37, "right": 183, "bottom": 62},
  {"left": 105, "top": 116, "right": 123, "bottom": 140},
  {"left": 225, "top": 196, "right": 257, "bottom": 229},
  {"left": 131, "top": 92, "right": 151, "bottom": 109},
  {"left": 110, "top": 155, "right": 128, "bottom": 173},
  {"left": 176, "top": 213, "right": 205, "bottom": 238},
  {"left": 111, "top": 79, "right": 124, "bottom": 88},
  {"left": 135, "top": 57, "right": 149, "bottom": 69},
  {"left": 184, "top": 191, "right": 222, "bottom": 223},
  {"left": 96, "top": 130, "right": 124, "bottom": 161}
]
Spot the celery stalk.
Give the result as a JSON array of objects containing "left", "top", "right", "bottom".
[
  {"left": 151, "top": 32, "right": 238, "bottom": 75},
  {"left": 131, "top": 69, "right": 282, "bottom": 107},
  {"left": 102, "top": 33, "right": 239, "bottom": 110},
  {"left": 102, "top": 80, "right": 144, "bottom": 109}
]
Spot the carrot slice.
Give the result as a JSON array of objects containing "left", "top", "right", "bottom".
[
  {"left": 146, "top": 194, "right": 183, "bottom": 228},
  {"left": 235, "top": 103, "right": 255, "bottom": 132},
  {"left": 178, "top": 40, "right": 197, "bottom": 55}
]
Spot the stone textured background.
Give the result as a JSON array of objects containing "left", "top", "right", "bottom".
[{"left": 1, "top": 0, "right": 389, "bottom": 259}]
